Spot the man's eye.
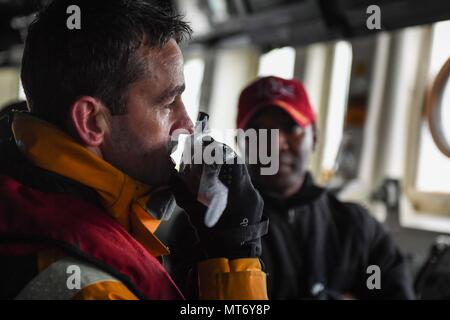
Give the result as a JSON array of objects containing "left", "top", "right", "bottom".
[
  {"left": 290, "top": 126, "right": 304, "bottom": 135},
  {"left": 281, "top": 124, "right": 302, "bottom": 134},
  {"left": 169, "top": 95, "right": 182, "bottom": 107},
  {"left": 165, "top": 99, "right": 177, "bottom": 108}
]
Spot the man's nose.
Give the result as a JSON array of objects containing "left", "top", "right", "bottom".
[
  {"left": 172, "top": 103, "right": 194, "bottom": 135},
  {"left": 278, "top": 130, "right": 290, "bottom": 152}
]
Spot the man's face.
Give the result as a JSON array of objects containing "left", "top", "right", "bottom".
[
  {"left": 101, "top": 39, "right": 193, "bottom": 186},
  {"left": 246, "top": 107, "right": 316, "bottom": 198}
]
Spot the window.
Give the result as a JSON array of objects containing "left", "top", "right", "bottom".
[
  {"left": 321, "top": 41, "right": 353, "bottom": 172},
  {"left": 0, "top": 68, "right": 20, "bottom": 109},
  {"left": 18, "top": 80, "right": 26, "bottom": 101},
  {"left": 258, "top": 47, "right": 296, "bottom": 79},
  {"left": 207, "top": 47, "right": 259, "bottom": 148},
  {"left": 207, "top": 0, "right": 231, "bottom": 24},
  {"left": 182, "top": 57, "right": 205, "bottom": 122},
  {"left": 416, "top": 20, "right": 450, "bottom": 193},
  {"left": 175, "top": 0, "right": 211, "bottom": 37},
  {"left": 171, "top": 57, "right": 205, "bottom": 167}
]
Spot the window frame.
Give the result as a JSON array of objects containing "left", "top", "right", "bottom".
[{"left": 402, "top": 23, "right": 450, "bottom": 224}]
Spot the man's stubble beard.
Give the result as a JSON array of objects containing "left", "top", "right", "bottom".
[{"left": 102, "top": 122, "right": 170, "bottom": 186}]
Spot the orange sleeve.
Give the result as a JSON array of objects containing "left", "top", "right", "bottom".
[
  {"left": 197, "top": 258, "right": 268, "bottom": 300},
  {"left": 73, "top": 281, "right": 139, "bottom": 300}
]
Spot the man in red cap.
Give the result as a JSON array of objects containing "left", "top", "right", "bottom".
[{"left": 237, "top": 76, "right": 415, "bottom": 299}]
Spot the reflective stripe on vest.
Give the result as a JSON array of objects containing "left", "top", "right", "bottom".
[{"left": 15, "top": 257, "right": 120, "bottom": 300}]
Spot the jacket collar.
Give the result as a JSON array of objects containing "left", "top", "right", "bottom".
[
  {"left": 12, "top": 112, "right": 169, "bottom": 256},
  {"left": 261, "top": 172, "right": 325, "bottom": 210}
]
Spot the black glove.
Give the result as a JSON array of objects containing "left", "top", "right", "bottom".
[{"left": 170, "top": 141, "right": 268, "bottom": 260}]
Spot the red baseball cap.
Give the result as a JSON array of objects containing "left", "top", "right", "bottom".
[{"left": 237, "top": 76, "right": 316, "bottom": 130}]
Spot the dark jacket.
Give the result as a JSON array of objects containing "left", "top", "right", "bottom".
[{"left": 260, "top": 172, "right": 415, "bottom": 299}]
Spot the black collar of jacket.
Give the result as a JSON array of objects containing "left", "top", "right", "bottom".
[{"left": 259, "top": 172, "right": 325, "bottom": 211}]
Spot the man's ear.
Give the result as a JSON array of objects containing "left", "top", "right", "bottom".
[{"left": 70, "top": 97, "right": 110, "bottom": 148}]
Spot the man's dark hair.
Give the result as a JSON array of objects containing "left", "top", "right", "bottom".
[{"left": 21, "top": 0, "right": 192, "bottom": 128}]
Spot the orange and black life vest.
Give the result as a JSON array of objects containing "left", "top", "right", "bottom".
[{"left": 0, "top": 175, "right": 184, "bottom": 300}]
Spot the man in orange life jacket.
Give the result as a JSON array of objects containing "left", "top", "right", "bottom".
[{"left": 0, "top": 0, "right": 268, "bottom": 300}]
